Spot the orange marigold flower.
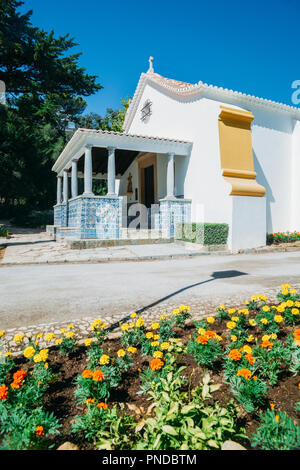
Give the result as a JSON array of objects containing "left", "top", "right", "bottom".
[
  {"left": 85, "top": 398, "right": 95, "bottom": 404},
  {"left": 294, "top": 329, "right": 300, "bottom": 338},
  {"left": 228, "top": 349, "right": 242, "bottom": 361},
  {"left": 245, "top": 353, "right": 255, "bottom": 365},
  {"left": 13, "top": 370, "right": 27, "bottom": 383},
  {"left": 253, "top": 376, "right": 258, "bottom": 380},
  {"left": 92, "top": 370, "right": 104, "bottom": 382},
  {"left": 0, "top": 384, "right": 8, "bottom": 400},
  {"left": 196, "top": 335, "right": 208, "bottom": 345},
  {"left": 237, "top": 368, "right": 252, "bottom": 380},
  {"left": 261, "top": 340, "right": 273, "bottom": 349},
  {"left": 82, "top": 369, "right": 93, "bottom": 379},
  {"left": 35, "top": 426, "right": 45, "bottom": 437},
  {"left": 205, "top": 330, "right": 216, "bottom": 339},
  {"left": 150, "top": 358, "right": 164, "bottom": 371},
  {"left": 96, "top": 402, "right": 108, "bottom": 409}
]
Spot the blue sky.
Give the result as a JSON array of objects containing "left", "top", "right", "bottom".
[{"left": 21, "top": 0, "right": 300, "bottom": 116}]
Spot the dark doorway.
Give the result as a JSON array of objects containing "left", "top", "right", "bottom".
[{"left": 144, "top": 165, "right": 155, "bottom": 208}]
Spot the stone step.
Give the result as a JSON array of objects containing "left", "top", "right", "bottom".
[{"left": 121, "top": 228, "right": 168, "bottom": 240}]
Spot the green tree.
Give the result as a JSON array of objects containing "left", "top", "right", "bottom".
[{"left": 0, "top": 0, "right": 102, "bottom": 215}]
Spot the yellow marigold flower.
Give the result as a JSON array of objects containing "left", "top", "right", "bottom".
[
  {"left": 262, "top": 334, "right": 271, "bottom": 342},
  {"left": 231, "top": 335, "right": 237, "bottom": 342},
  {"left": 14, "top": 334, "right": 24, "bottom": 343},
  {"left": 55, "top": 339, "right": 62, "bottom": 345},
  {"left": 281, "top": 283, "right": 291, "bottom": 289},
  {"left": 0, "top": 330, "right": 4, "bottom": 338},
  {"left": 206, "top": 316, "right": 215, "bottom": 324},
  {"left": 153, "top": 334, "right": 160, "bottom": 340},
  {"left": 33, "top": 354, "right": 42, "bottom": 363},
  {"left": 276, "top": 305, "right": 285, "bottom": 313},
  {"left": 65, "top": 331, "right": 75, "bottom": 339},
  {"left": 151, "top": 341, "right": 160, "bottom": 347},
  {"left": 146, "top": 332, "right": 154, "bottom": 339},
  {"left": 129, "top": 322, "right": 135, "bottom": 329},
  {"left": 160, "top": 342, "right": 170, "bottom": 350},
  {"left": 45, "top": 333, "right": 55, "bottom": 342},
  {"left": 260, "top": 318, "right": 268, "bottom": 325},
  {"left": 215, "top": 334, "right": 222, "bottom": 341},
  {"left": 85, "top": 338, "right": 93, "bottom": 347},
  {"left": 160, "top": 314, "right": 168, "bottom": 320},
  {"left": 39, "top": 349, "right": 49, "bottom": 362},
  {"left": 117, "top": 349, "right": 126, "bottom": 357},
  {"left": 219, "top": 304, "right": 225, "bottom": 310},
  {"left": 121, "top": 323, "right": 130, "bottom": 331},
  {"left": 244, "top": 300, "right": 250, "bottom": 305},
  {"left": 249, "top": 319, "right": 257, "bottom": 326},
  {"left": 153, "top": 350, "right": 163, "bottom": 359},
  {"left": 270, "top": 333, "right": 277, "bottom": 340},
  {"left": 246, "top": 335, "right": 255, "bottom": 343},
  {"left": 295, "top": 301, "right": 300, "bottom": 308},
  {"left": 262, "top": 306, "right": 270, "bottom": 312},
  {"left": 275, "top": 415, "right": 279, "bottom": 422},
  {"left": 172, "top": 309, "right": 180, "bottom": 315},
  {"left": 127, "top": 347, "right": 137, "bottom": 354},
  {"left": 290, "top": 289, "right": 296, "bottom": 295},
  {"left": 227, "top": 321, "right": 236, "bottom": 330},
  {"left": 286, "top": 300, "right": 294, "bottom": 307},
  {"left": 44, "top": 362, "right": 49, "bottom": 369},
  {"left": 281, "top": 289, "right": 289, "bottom": 296},
  {"left": 130, "top": 312, "right": 137, "bottom": 318},
  {"left": 197, "top": 328, "right": 206, "bottom": 335},
  {"left": 151, "top": 322, "right": 160, "bottom": 330},
  {"left": 292, "top": 308, "right": 299, "bottom": 316},
  {"left": 274, "top": 315, "right": 283, "bottom": 323},
  {"left": 135, "top": 317, "right": 144, "bottom": 328},
  {"left": 228, "top": 308, "right": 236, "bottom": 314},
  {"left": 5, "top": 352, "right": 12, "bottom": 357},
  {"left": 24, "top": 346, "right": 36, "bottom": 359},
  {"left": 60, "top": 328, "right": 67, "bottom": 334},
  {"left": 67, "top": 324, "right": 74, "bottom": 329},
  {"left": 101, "top": 323, "right": 107, "bottom": 329},
  {"left": 231, "top": 316, "right": 239, "bottom": 322},
  {"left": 261, "top": 296, "right": 268, "bottom": 301},
  {"left": 99, "top": 354, "right": 110, "bottom": 365},
  {"left": 241, "top": 345, "right": 252, "bottom": 354}
]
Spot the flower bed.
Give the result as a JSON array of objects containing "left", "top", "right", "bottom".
[
  {"left": 0, "top": 286, "right": 299, "bottom": 450},
  {"left": 267, "top": 231, "right": 300, "bottom": 245}
]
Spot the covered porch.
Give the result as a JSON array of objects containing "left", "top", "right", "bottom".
[{"left": 51, "top": 129, "right": 192, "bottom": 241}]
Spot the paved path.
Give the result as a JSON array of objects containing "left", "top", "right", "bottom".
[{"left": 1, "top": 250, "right": 300, "bottom": 331}]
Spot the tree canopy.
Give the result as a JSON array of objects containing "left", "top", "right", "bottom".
[{"left": 0, "top": 1, "right": 128, "bottom": 218}]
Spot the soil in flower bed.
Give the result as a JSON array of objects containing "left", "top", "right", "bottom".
[{"left": 12, "top": 321, "right": 300, "bottom": 450}]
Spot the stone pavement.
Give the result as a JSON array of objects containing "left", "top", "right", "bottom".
[
  {"left": 1, "top": 229, "right": 299, "bottom": 266},
  {"left": 0, "top": 230, "right": 229, "bottom": 265}
]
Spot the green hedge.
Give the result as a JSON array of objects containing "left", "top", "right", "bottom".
[{"left": 175, "top": 223, "right": 229, "bottom": 245}]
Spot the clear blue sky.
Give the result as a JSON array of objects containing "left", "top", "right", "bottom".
[{"left": 20, "top": 0, "right": 300, "bottom": 116}]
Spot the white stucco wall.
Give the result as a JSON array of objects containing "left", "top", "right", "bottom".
[{"left": 127, "top": 79, "right": 300, "bottom": 247}]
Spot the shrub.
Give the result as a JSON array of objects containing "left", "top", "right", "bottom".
[
  {"left": 175, "top": 223, "right": 229, "bottom": 245},
  {"left": 11, "top": 209, "right": 53, "bottom": 228}
]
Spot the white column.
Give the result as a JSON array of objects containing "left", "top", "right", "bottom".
[
  {"left": 71, "top": 160, "right": 78, "bottom": 198},
  {"left": 107, "top": 147, "right": 116, "bottom": 196},
  {"left": 63, "top": 170, "right": 69, "bottom": 203},
  {"left": 57, "top": 176, "right": 62, "bottom": 205},
  {"left": 83, "top": 145, "right": 93, "bottom": 195},
  {"left": 166, "top": 152, "right": 175, "bottom": 199}
]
